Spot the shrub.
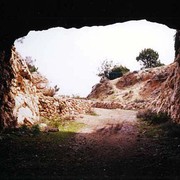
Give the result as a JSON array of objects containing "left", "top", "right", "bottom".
[
  {"left": 25, "top": 56, "right": 38, "bottom": 73},
  {"left": 137, "top": 109, "right": 171, "bottom": 124},
  {"left": 97, "top": 60, "right": 130, "bottom": 80}
]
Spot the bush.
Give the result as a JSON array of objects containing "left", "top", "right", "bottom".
[
  {"left": 137, "top": 109, "right": 171, "bottom": 124},
  {"left": 97, "top": 60, "right": 130, "bottom": 80}
]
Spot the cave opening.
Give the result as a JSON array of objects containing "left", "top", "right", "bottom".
[{"left": 14, "top": 19, "right": 175, "bottom": 98}]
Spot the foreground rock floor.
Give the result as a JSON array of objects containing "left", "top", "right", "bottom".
[{"left": 0, "top": 108, "right": 180, "bottom": 179}]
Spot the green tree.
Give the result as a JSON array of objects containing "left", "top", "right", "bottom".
[{"left": 136, "top": 48, "right": 164, "bottom": 69}]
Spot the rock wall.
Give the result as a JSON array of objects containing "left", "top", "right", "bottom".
[
  {"left": 10, "top": 48, "right": 39, "bottom": 125},
  {"left": 0, "top": 47, "right": 15, "bottom": 129},
  {"left": 39, "top": 95, "right": 92, "bottom": 120},
  {"left": 91, "top": 100, "right": 146, "bottom": 110},
  {"left": 150, "top": 62, "right": 180, "bottom": 122},
  {"left": 31, "top": 70, "right": 92, "bottom": 120},
  {"left": 88, "top": 61, "right": 180, "bottom": 123},
  {"left": 0, "top": 48, "right": 92, "bottom": 129},
  {"left": 150, "top": 30, "right": 180, "bottom": 122},
  {"left": 88, "top": 65, "right": 171, "bottom": 110},
  {"left": 0, "top": 47, "right": 39, "bottom": 129}
]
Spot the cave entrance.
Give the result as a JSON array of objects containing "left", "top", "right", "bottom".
[{"left": 14, "top": 20, "right": 175, "bottom": 98}]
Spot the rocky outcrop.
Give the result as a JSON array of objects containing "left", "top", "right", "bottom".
[
  {"left": 149, "top": 31, "right": 180, "bottom": 122},
  {"left": 150, "top": 62, "right": 180, "bottom": 122},
  {"left": 88, "top": 65, "right": 171, "bottom": 109},
  {"left": 88, "top": 62, "right": 180, "bottom": 122},
  {"left": 0, "top": 47, "right": 15, "bottom": 129},
  {"left": 10, "top": 48, "right": 39, "bottom": 126},
  {"left": 32, "top": 72, "right": 59, "bottom": 97},
  {"left": 0, "top": 47, "right": 39, "bottom": 129},
  {"left": 0, "top": 48, "right": 92, "bottom": 129},
  {"left": 32, "top": 71, "right": 92, "bottom": 120}
]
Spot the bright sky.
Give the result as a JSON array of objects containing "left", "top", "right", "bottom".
[{"left": 14, "top": 20, "right": 175, "bottom": 97}]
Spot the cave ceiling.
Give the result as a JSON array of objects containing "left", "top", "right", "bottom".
[{"left": 0, "top": 0, "right": 180, "bottom": 47}]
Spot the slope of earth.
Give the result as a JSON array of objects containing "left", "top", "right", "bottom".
[
  {"left": 0, "top": 108, "right": 180, "bottom": 179},
  {"left": 88, "top": 64, "right": 173, "bottom": 110}
]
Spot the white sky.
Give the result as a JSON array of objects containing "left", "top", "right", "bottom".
[{"left": 14, "top": 20, "right": 175, "bottom": 97}]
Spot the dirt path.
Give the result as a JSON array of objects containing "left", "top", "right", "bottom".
[
  {"left": 77, "top": 108, "right": 137, "bottom": 133},
  {"left": 1, "top": 108, "right": 179, "bottom": 179},
  {"left": 74, "top": 108, "right": 139, "bottom": 156},
  {"left": 61, "top": 108, "right": 179, "bottom": 179},
  {"left": 63, "top": 108, "right": 155, "bottom": 179}
]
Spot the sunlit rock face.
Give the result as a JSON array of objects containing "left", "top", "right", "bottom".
[
  {"left": 0, "top": 47, "right": 40, "bottom": 129},
  {"left": 150, "top": 62, "right": 180, "bottom": 123},
  {"left": 10, "top": 48, "right": 40, "bottom": 126},
  {"left": 88, "top": 62, "right": 180, "bottom": 123},
  {"left": 151, "top": 31, "right": 180, "bottom": 123},
  {"left": 88, "top": 65, "right": 172, "bottom": 108}
]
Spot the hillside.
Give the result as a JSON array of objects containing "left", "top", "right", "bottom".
[{"left": 88, "top": 63, "right": 179, "bottom": 121}]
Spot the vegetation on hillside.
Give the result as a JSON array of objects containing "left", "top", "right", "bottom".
[
  {"left": 136, "top": 48, "right": 164, "bottom": 69},
  {"left": 24, "top": 56, "right": 60, "bottom": 97},
  {"left": 25, "top": 56, "right": 39, "bottom": 73},
  {"left": 97, "top": 60, "right": 130, "bottom": 80}
]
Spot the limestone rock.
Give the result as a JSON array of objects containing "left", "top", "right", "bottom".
[
  {"left": 88, "top": 63, "right": 180, "bottom": 122},
  {"left": 0, "top": 47, "right": 40, "bottom": 128}
]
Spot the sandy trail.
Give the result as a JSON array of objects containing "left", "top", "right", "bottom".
[
  {"left": 71, "top": 108, "right": 142, "bottom": 160},
  {"left": 76, "top": 108, "right": 137, "bottom": 133}
]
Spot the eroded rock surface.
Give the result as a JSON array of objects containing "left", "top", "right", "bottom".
[{"left": 88, "top": 62, "right": 180, "bottom": 122}]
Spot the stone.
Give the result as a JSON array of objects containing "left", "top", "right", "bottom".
[{"left": 17, "top": 106, "right": 33, "bottom": 125}]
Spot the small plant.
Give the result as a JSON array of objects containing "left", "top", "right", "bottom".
[
  {"left": 25, "top": 56, "right": 39, "bottom": 73},
  {"left": 137, "top": 109, "right": 171, "bottom": 124}
]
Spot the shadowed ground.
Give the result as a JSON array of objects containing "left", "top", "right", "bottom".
[{"left": 0, "top": 108, "right": 180, "bottom": 179}]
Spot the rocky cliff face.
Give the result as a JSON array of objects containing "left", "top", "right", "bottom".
[
  {"left": 88, "top": 62, "right": 180, "bottom": 123},
  {"left": 0, "top": 47, "right": 15, "bottom": 129},
  {"left": 10, "top": 48, "right": 40, "bottom": 126},
  {"left": 0, "top": 48, "right": 92, "bottom": 129},
  {"left": 31, "top": 70, "right": 92, "bottom": 120},
  {"left": 150, "top": 61, "right": 180, "bottom": 123},
  {"left": 88, "top": 64, "right": 172, "bottom": 108},
  {"left": 0, "top": 47, "right": 39, "bottom": 129}
]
